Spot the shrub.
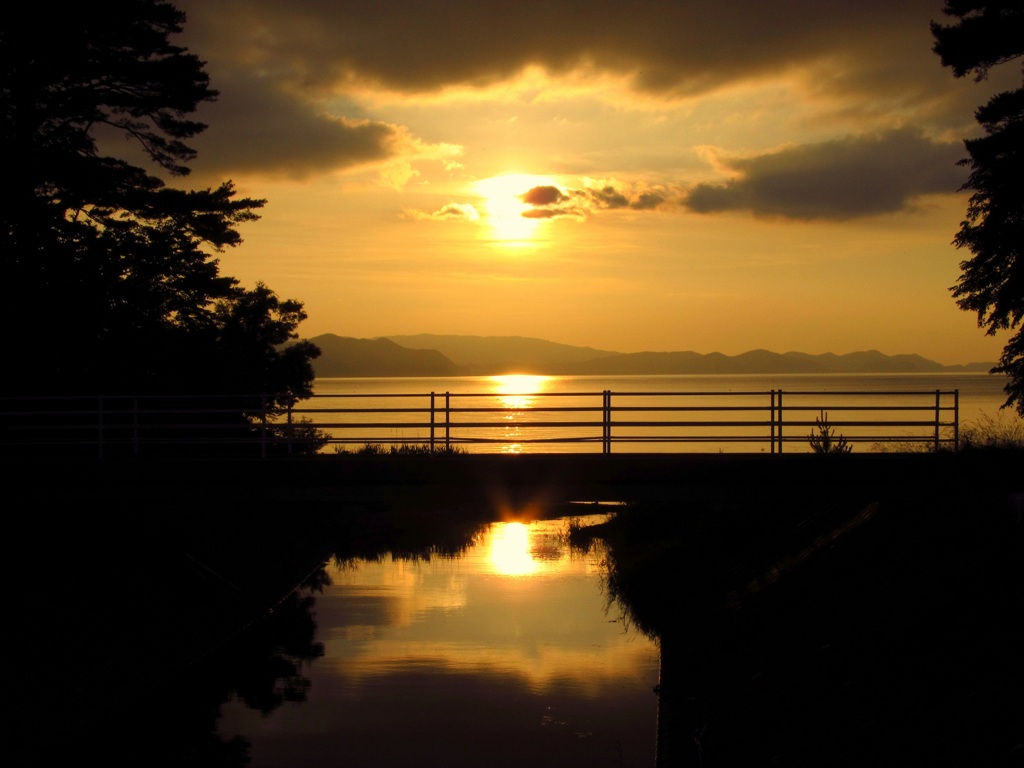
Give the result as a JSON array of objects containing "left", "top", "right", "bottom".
[
  {"left": 959, "top": 411, "right": 1024, "bottom": 450},
  {"left": 808, "top": 410, "right": 852, "bottom": 454},
  {"left": 263, "top": 416, "right": 330, "bottom": 456}
]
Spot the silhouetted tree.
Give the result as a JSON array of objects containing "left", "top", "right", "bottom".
[
  {"left": 932, "top": 2, "right": 1024, "bottom": 414},
  {"left": 0, "top": 1, "right": 321, "bottom": 452},
  {"left": 206, "top": 284, "right": 321, "bottom": 404}
]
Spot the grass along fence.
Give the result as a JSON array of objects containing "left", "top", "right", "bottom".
[{"left": 1, "top": 388, "right": 960, "bottom": 457}]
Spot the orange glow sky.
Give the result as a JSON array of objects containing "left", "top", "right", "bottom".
[{"left": 170, "top": 1, "right": 1017, "bottom": 366}]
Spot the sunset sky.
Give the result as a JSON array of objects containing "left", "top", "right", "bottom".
[{"left": 170, "top": 0, "right": 1018, "bottom": 366}]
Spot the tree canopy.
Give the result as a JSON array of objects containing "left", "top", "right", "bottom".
[
  {"left": 932, "top": 1, "right": 1024, "bottom": 414},
  {"left": 0, "top": 1, "right": 319, "bottom": 410}
]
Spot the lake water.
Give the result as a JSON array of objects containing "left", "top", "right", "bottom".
[
  {"left": 301, "top": 372, "right": 1014, "bottom": 453},
  {"left": 215, "top": 512, "right": 662, "bottom": 767}
]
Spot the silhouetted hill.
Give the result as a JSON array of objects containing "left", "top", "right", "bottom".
[
  {"left": 308, "top": 334, "right": 458, "bottom": 377},
  {"left": 306, "top": 334, "right": 996, "bottom": 376},
  {"left": 384, "top": 334, "right": 618, "bottom": 373},
  {"left": 570, "top": 348, "right": 993, "bottom": 375}
]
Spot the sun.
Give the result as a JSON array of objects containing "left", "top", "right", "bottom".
[{"left": 473, "top": 173, "right": 556, "bottom": 246}]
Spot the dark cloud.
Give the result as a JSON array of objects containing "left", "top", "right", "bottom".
[
  {"left": 574, "top": 186, "right": 673, "bottom": 211},
  {"left": 522, "top": 207, "right": 579, "bottom": 219},
  {"left": 419, "top": 129, "right": 965, "bottom": 226},
  {"left": 507, "top": 131, "right": 965, "bottom": 224},
  {"left": 517, "top": 182, "right": 676, "bottom": 219},
  {"left": 171, "top": 1, "right": 980, "bottom": 183},
  {"left": 189, "top": 71, "right": 399, "bottom": 178},
  {"left": 516, "top": 184, "right": 579, "bottom": 219},
  {"left": 520, "top": 186, "right": 570, "bottom": 206},
  {"left": 632, "top": 192, "right": 669, "bottom": 210},
  {"left": 179, "top": 0, "right": 951, "bottom": 99},
  {"left": 585, "top": 186, "right": 630, "bottom": 209},
  {"left": 682, "top": 129, "right": 967, "bottom": 220}
]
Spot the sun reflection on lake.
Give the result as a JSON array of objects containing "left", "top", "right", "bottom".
[
  {"left": 491, "top": 374, "right": 549, "bottom": 410},
  {"left": 490, "top": 374, "right": 551, "bottom": 454}
]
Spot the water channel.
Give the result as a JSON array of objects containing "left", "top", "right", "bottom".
[{"left": 213, "top": 511, "right": 661, "bottom": 767}]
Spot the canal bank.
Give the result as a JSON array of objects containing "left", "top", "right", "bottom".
[
  {"left": 23, "top": 447, "right": 1024, "bottom": 495},
  {"left": 9, "top": 449, "right": 1022, "bottom": 765}
]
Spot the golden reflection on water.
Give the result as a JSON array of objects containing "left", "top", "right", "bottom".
[
  {"left": 491, "top": 373, "right": 550, "bottom": 410},
  {"left": 488, "top": 522, "right": 540, "bottom": 576},
  {"left": 491, "top": 374, "right": 551, "bottom": 454},
  {"left": 318, "top": 516, "right": 657, "bottom": 692},
  {"left": 216, "top": 515, "right": 661, "bottom": 766}
]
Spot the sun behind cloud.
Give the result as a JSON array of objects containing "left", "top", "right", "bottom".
[{"left": 473, "top": 173, "right": 557, "bottom": 246}]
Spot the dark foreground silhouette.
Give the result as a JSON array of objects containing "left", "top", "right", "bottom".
[
  {"left": 8, "top": 451, "right": 1023, "bottom": 766},
  {"left": 580, "top": 477, "right": 1024, "bottom": 766}
]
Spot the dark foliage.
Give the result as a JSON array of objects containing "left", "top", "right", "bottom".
[
  {"left": 807, "top": 409, "right": 853, "bottom": 454},
  {"left": 932, "top": 2, "right": 1024, "bottom": 414},
  {"left": 0, "top": 1, "right": 321, "bottom": 453}
]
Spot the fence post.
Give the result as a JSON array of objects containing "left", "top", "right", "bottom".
[
  {"left": 598, "top": 393, "right": 606, "bottom": 454},
  {"left": 430, "top": 392, "right": 435, "bottom": 453},
  {"left": 934, "top": 390, "right": 941, "bottom": 453},
  {"left": 445, "top": 392, "right": 451, "bottom": 451},
  {"left": 286, "top": 401, "right": 294, "bottom": 456},
  {"left": 953, "top": 389, "right": 959, "bottom": 451},
  {"left": 777, "top": 390, "right": 784, "bottom": 454},
  {"left": 770, "top": 390, "right": 776, "bottom": 454}
]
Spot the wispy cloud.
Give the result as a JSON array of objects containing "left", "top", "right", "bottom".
[{"left": 405, "top": 203, "right": 481, "bottom": 222}]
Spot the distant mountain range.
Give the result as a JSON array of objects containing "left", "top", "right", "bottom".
[{"left": 303, "top": 333, "right": 996, "bottom": 377}]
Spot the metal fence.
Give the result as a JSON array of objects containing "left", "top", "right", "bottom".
[
  {"left": 297, "top": 388, "right": 960, "bottom": 454},
  {"left": 1, "top": 389, "right": 960, "bottom": 457}
]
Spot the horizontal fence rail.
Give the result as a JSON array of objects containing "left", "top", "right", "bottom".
[{"left": 1, "top": 389, "right": 960, "bottom": 457}]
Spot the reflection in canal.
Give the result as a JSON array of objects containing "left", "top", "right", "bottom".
[{"left": 216, "top": 514, "right": 660, "bottom": 767}]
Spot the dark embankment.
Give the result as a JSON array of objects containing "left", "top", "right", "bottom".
[
  {"left": 573, "top": 455, "right": 1024, "bottom": 766},
  {"left": 8, "top": 449, "right": 1022, "bottom": 765},
  {"left": 10, "top": 465, "right": 500, "bottom": 766},
  {"left": 16, "top": 446, "right": 1023, "bottom": 500}
]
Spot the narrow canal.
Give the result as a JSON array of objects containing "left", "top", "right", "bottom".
[{"left": 214, "top": 512, "right": 661, "bottom": 767}]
